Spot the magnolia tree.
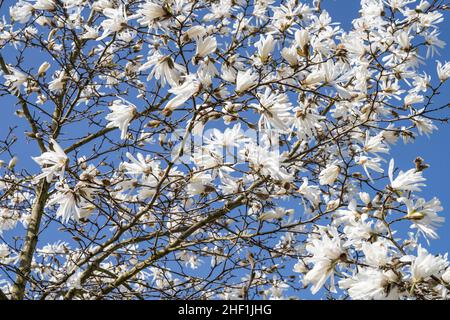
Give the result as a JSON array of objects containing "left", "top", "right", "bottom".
[{"left": 0, "top": 0, "right": 450, "bottom": 300}]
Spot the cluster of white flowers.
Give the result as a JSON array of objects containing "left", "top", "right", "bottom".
[{"left": 0, "top": 0, "right": 449, "bottom": 300}]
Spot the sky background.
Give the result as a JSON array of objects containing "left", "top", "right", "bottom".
[{"left": 0, "top": 0, "right": 449, "bottom": 299}]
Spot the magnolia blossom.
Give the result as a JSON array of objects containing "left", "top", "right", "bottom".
[
  {"left": 48, "top": 183, "right": 95, "bottom": 223},
  {"left": 319, "top": 164, "right": 340, "bottom": 185},
  {"left": 139, "top": 52, "right": 185, "bottom": 87},
  {"left": 3, "top": 67, "right": 28, "bottom": 94},
  {"left": 255, "top": 34, "right": 276, "bottom": 64},
  {"left": 437, "top": 61, "right": 450, "bottom": 82},
  {"left": 304, "top": 227, "right": 346, "bottom": 294},
  {"left": 388, "top": 159, "right": 426, "bottom": 192},
  {"left": 163, "top": 75, "right": 201, "bottom": 115},
  {"left": 136, "top": 2, "right": 169, "bottom": 27},
  {"left": 235, "top": 69, "right": 258, "bottom": 93},
  {"left": 399, "top": 197, "right": 444, "bottom": 240},
  {"left": 410, "top": 246, "right": 448, "bottom": 283},
  {"left": 259, "top": 207, "right": 294, "bottom": 221},
  {"left": 33, "top": 0, "right": 56, "bottom": 11},
  {"left": 339, "top": 268, "right": 400, "bottom": 300},
  {"left": 195, "top": 36, "right": 217, "bottom": 60},
  {"left": 32, "top": 139, "right": 68, "bottom": 183},
  {"left": 98, "top": 5, "right": 128, "bottom": 40},
  {"left": 105, "top": 99, "right": 136, "bottom": 140},
  {"left": 1, "top": 0, "right": 450, "bottom": 301}
]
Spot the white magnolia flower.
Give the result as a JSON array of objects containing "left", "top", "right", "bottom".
[
  {"left": 355, "top": 155, "right": 384, "bottom": 181},
  {"left": 48, "top": 183, "right": 95, "bottom": 223},
  {"left": 304, "top": 227, "right": 346, "bottom": 294},
  {"left": 362, "top": 241, "right": 391, "bottom": 267},
  {"left": 32, "top": 139, "right": 68, "bottom": 183},
  {"left": 48, "top": 71, "right": 67, "bottom": 92},
  {"left": 136, "top": 2, "right": 169, "bottom": 27},
  {"left": 33, "top": 0, "right": 56, "bottom": 11},
  {"left": 295, "top": 29, "right": 309, "bottom": 53},
  {"left": 163, "top": 75, "right": 201, "bottom": 115},
  {"left": 0, "top": 208, "right": 20, "bottom": 234},
  {"left": 399, "top": 197, "right": 444, "bottom": 240},
  {"left": 81, "top": 26, "right": 100, "bottom": 40},
  {"left": 195, "top": 36, "right": 217, "bottom": 59},
  {"left": 363, "top": 132, "right": 389, "bottom": 155},
  {"left": 436, "top": 61, "right": 450, "bottom": 82},
  {"left": 298, "top": 177, "right": 321, "bottom": 208},
  {"left": 388, "top": 159, "right": 426, "bottom": 192},
  {"left": 319, "top": 164, "right": 340, "bottom": 185},
  {"left": 10, "top": 1, "right": 33, "bottom": 23},
  {"left": 259, "top": 207, "right": 294, "bottom": 221},
  {"left": 3, "top": 67, "right": 28, "bottom": 94},
  {"left": 235, "top": 69, "right": 258, "bottom": 93},
  {"left": 37, "top": 62, "right": 51, "bottom": 77},
  {"left": 139, "top": 52, "right": 185, "bottom": 87},
  {"left": 255, "top": 88, "right": 293, "bottom": 132},
  {"left": 281, "top": 46, "right": 299, "bottom": 66},
  {"left": 121, "top": 152, "right": 160, "bottom": 177},
  {"left": 98, "top": 5, "right": 128, "bottom": 40},
  {"left": 187, "top": 171, "right": 213, "bottom": 196},
  {"left": 339, "top": 268, "right": 399, "bottom": 300},
  {"left": 410, "top": 245, "right": 448, "bottom": 283},
  {"left": 255, "top": 34, "right": 276, "bottom": 64},
  {"left": 105, "top": 99, "right": 137, "bottom": 140}
]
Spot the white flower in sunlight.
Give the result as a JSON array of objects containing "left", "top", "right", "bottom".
[
  {"left": 319, "top": 164, "right": 340, "bottom": 185},
  {"left": 32, "top": 139, "right": 68, "bottom": 183},
  {"left": 121, "top": 152, "right": 160, "bottom": 177},
  {"left": 295, "top": 29, "right": 309, "bottom": 54},
  {"left": 362, "top": 241, "right": 391, "bottom": 267},
  {"left": 33, "top": 0, "right": 56, "bottom": 11},
  {"left": 410, "top": 109, "right": 437, "bottom": 137},
  {"left": 388, "top": 159, "right": 426, "bottom": 192},
  {"left": 399, "top": 197, "right": 444, "bottom": 240},
  {"left": 176, "top": 250, "right": 202, "bottom": 269},
  {"left": 298, "top": 177, "right": 321, "bottom": 208},
  {"left": 163, "top": 74, "right": 201, "bottom": 115},
  {"left": 205, "top": 123, "right": 244, "bottom": 150},
  {"left": 255, "top": 88, "right": 293, "bottom": 132},
  {"left": 48, "top": 71, "right": 67, "bottom": 93},
  {"left": 410, "top": 245, "right": 448, "bottom": 283},
  {"left": 339, "top": 268, "right": 400, "bottom": 300},
  {"left": 363, "top": 132, "right": 389, "bottom": 155},
  {"left": 304, "top": 227, "right": 346, "bottom": 294},
  {"left": 37, "top": 62, "right": 51, "bottom": 77},
  {"left": 81, "top": 26, "right": 100, "bottom": 40},
  {"left": 235, "top": 69, "right": 258, "bottom": 94},
  {"left": 0, "top": 243, "right": 10, "bottom": 261},
  {"left": 98, "top": 5, "right": 128, "bottom": 40},
  {"left": 0, "top": 208, "right": 19, "bottom": 234},
  {"left": 136, "top": 2, "right": 169, "bottom": 27},
  {"left": 355, "top": 155, "right": 384, "bottom": 181},
  {"left": 139, "top": 52, "right": 185, "bottom": 87},
  {"left": 281, "top": 46, "right": 299, "bottom": 67},
  {"left": 255, "top": 34, "right": 276, "bottom": 64},
  {"left": 187, "top": 171, "right": 213, "bottom": 196},
  {"left": 48, "top": 183, "right": 96, "bottom": 223},
  {"left": 436, "top": 61, "right": 450, "bottom": 82},
  {"left": 10, "top": 1, "right": 33, "bottom": 23},
  {"left": 105, "top": 99, "right": 136, "bottom": 140},
  {"left": 3, "top": 67, "right": 28, "bottom": 94},
  {"left": 195, "top": 36, "right": 217, "bottom": 59},
  {"left": 259, "top": 207, "right": 294, "bottom": 221}
]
